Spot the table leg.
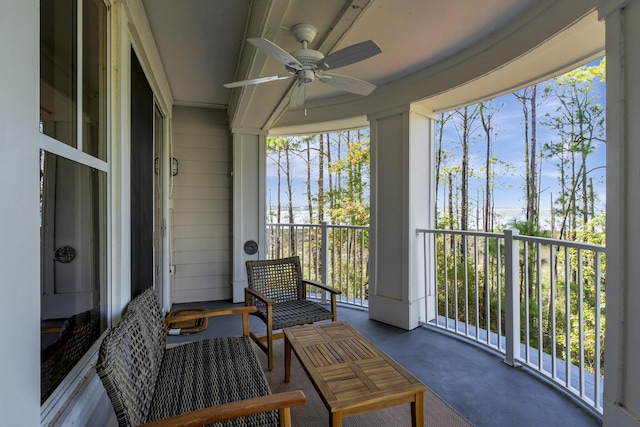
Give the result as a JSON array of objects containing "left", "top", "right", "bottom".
[
  {"left": 411, "top": 391, "right": 424, "bottom": 427},
  {"left": 330, "top": 411, "right": 343, "bottom": 427},
  {"left": 284, "top": 335, "right": 291, "bottom": 382}
]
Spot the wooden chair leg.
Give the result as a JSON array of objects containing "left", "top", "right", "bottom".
[
  {"left": 267, "top": 306, "right": 274, "bottom": 370},
  {"left": 331, "top": 294, "right": 338, "bottom": 321},
  {"left": 267, "top": 326, "right": 274, "bottom": 370}
]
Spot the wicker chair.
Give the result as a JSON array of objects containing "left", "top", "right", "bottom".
[
  {"left": 96, "top": 288, "right": 305, "bottom": 427},
  {"left": 245, "top": 256, "right": 341, "bottom": 370}
]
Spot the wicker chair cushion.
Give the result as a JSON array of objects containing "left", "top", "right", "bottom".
[
  {"left": 148, "top": 336, "right": 278, "bottom": 427},
  {"left": 96, "top": 310, "right": 160, "bottom": 427},
  {"left": 255, "top": 299, "right": 333, "bottom": 330}
]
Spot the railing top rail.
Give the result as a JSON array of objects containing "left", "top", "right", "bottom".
[
  {"left": 267, "top": 223, "right": 321, "bottom": 227},
  {"left": 267, "top": 223, "right": 369, "bottom": 231},
  {"left": 415, "top": 228, "right": 503, "bottom": 238},
  {"left": 416, "top": 228, "right": 605, "bottom": 252},
  {"left": 513, "top": 233, "right": 606, "bottom": 252}
]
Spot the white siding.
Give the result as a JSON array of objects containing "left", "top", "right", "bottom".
[{"left": 171, "top": 107, "right": 232, "bottom": 302}]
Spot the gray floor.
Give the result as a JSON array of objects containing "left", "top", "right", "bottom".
[{"left": 167, "top": 301, "right": 602, "bottom": 427}]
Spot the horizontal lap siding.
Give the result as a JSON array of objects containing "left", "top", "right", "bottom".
[{"left": 171, "top": 107, "right": 232, "bottom": 303}]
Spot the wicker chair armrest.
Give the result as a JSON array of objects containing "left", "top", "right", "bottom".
[
  {"left": 245, "top": 287, "right": 276, "bottom": 305},
  {"left": 163, "top": 306, "right": 257, "bottom": 326},
  {"left": 138, "top": 390, "right": 307, "bottom": 427},
  {"left": 302, "top": 279, "right": 341, "bottom": 295}
]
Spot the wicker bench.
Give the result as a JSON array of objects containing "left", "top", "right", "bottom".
[{"left": 96, "top": 288, "right": 305, "bottom": 427}]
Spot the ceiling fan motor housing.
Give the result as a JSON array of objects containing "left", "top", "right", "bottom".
[
  {"left": 289, "top": 48, "right": 324, "bottom": 83},
  {"left": 297, "top": 69, "right": 315, "bottom": 84}
]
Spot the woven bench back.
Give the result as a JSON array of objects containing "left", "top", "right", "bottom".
[{"left": 96, "top": 289, "right": 165, "bottom": 426}]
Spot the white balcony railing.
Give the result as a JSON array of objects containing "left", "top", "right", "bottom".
[
  {"left": 266, "top": 223, "right": 605, "bottom": 415},
  {"left": 266, "top": 222, "right": 369, "bottom": 307},
  {"left": 417, "top": 228, "right": 605, "bottom": 415}
]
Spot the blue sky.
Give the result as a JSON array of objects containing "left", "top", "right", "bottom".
[
  {"left": 437, "top": 58, "right": 606, "bottom": 225},
  {"left": 267, "top": 58, "right": 606, "bottom": 226}
]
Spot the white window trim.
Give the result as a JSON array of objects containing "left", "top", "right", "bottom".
[
  {"left": 39, "top": 134, "right": 108, "bottom": 173},
  {"left": 39, "top": 0, "right": 112, "bottom": 424}
]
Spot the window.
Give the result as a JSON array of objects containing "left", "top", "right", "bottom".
[{"left": 39, "top": 0, "right": 108, "bottom": 404}]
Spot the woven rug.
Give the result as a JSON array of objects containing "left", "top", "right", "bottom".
[
  {"left": 166, "top": 308, "right": 208, "bottom": 334},
  {"left": 257, "top": 339, "right": 474, "bottom": 427}
]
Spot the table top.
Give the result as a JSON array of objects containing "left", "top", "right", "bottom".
[{"left": 284, "top": 321, "right": 426, "bottom": 414}]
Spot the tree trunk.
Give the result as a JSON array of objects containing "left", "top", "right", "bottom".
[
  {"left": 529, "top": 85, "right": 538, "bottom": 228},
  {"left": 461, "top": 107, "right": 470, "bottom": 231},
  {"left": 448, "top": 171, "right": 454, "bottom": 230},
  {"left": 480, "top": 103, "right": 493, "bottom": 232},
  {"left": 305, "top": 136, "right": 313, "bottom": 223},
  {"left": 285, "top": 143, "right": 296, "bottom": 252},
  {"left": 435, "top": 113, "right": 450, "bottom": 226},
  {"left": 318, "top": 134, "right": 325, "bottom": 222}
]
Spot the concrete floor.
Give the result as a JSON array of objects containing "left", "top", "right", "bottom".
[{"left": 167, "top": 301, "right": 602, "bottom": 427}]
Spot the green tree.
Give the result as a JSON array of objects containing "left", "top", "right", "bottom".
[
  {"left": 542, "top": 58, "right": 606, "bottom": 240},
  {"left": 329, "top": 131, "right": 370, "bottom": 225}
]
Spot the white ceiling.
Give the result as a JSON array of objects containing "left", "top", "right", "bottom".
[{"left": 141, "top": 0, "right": 604, "bottom": 133}]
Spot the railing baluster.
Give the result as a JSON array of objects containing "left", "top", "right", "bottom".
[
  {"left": 347, "top": 228, "right": 352, "bottom": 305},
  {"left": 463, "top": 235, "right": 469, "bottom": 336},
  {"left": 484, "top": 237, "right": 490, "bottom": 346},
  {"left": 594, "top": 251, "right": 602, "bottom": 410},
  {"left": 565, "top": 245, "right": 571, "bottom": 390},
  {"left": 444, "top": 235, "right": 449, "bottom": 328},
  {"left": 504, "top": 228, "right": 520, "bottom": 367},
  {"left": 360, "top": 227, "right": 365, "bottom": 305},
  {"left": 454, "top": 236, "right": 459, "bottom": 333},
  {"left": 321, "top": 222, "right": 328, "bottom": 304},
  {"left": 578, "top": 249, "right": 585, "bottom": 398},
  {"left": 550, "top": 244, "right": 557, "bottom": 380},
  {"left": 524, "top": 242, "right": 530, "bottom": 364},
  {"left": 474, "top": 235, "right": 480, "bottom": 341},
  {"left": 497, "top": 238, "right": 502, "bottom": 351},
  {"left": 537, "top": 242, "right": 543, "bottom": 372}
]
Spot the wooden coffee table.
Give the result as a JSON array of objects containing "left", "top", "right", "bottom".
[{"left": 284, "top": 321, "right": 426, "bottom": 427}]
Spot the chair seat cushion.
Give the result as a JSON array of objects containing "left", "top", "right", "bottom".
[
  {"left": 148, "top": 336, "right": 278, "bottom": 427},
  {"left": 256, "top": 299, "right": 333, "bottom": 330}
]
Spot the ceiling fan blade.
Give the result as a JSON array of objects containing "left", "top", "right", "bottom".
[
  {"left": 317, "top": 73, "right": 377, "bottom": 96},
  {"left": 223, "top": 74, "right": 292, "bottom": 88},
  {"left": 248, "top": 38, "right": 303, "bottom": 70},
  {"left": 315, "top": 40, "right": 382, "bottom": 71},
  {"left": 290, "top": 82, "right": 309, "bottom": 109}
]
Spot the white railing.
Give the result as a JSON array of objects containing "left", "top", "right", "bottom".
[
  {"left": 266, "top": 222, "right": 369, "bottom": 307},
  {"left": 416, "top": 228, "right": 606, "bottom": 415}
]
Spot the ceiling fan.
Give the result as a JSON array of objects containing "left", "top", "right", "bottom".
[{"left": 224, "top": 23, "right": 382, "bottom": 109}]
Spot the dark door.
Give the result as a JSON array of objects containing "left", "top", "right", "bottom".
[{"left": 130, "top": 49, "right": 154, "bottom": 298}]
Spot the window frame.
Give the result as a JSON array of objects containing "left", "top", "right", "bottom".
[{"left": 39, "top": 0, "right": 111, "bottom": 419}]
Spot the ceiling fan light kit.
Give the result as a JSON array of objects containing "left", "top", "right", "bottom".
[{"left": 224, "top": 23, "right": 382, "bottom": 109}]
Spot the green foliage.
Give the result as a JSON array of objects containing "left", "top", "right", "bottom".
[
  {"left": 434, "top": 217, "right": 605, "bottom": 377},
  {"left": 267, "top": 129, "right": 370, "bottom": 226},
  {"left": 542, "top": 57, "right": 606, "bottom": 236},
  {"left": 329, "top": 138, "right": 370, "bottom": 225}
]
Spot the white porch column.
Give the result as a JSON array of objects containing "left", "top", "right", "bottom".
[
  {"left": 601, "top": 1, "right": 640, "bottom": 426},
  {"left": 368, "top": 105, "right": 435, "bottom": 330},
  {"left": 0, "top": 1, "right": 40, "bottom": 425},
  {"left": 232, "top": 130, "right": 267, "bottom": 302}
]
